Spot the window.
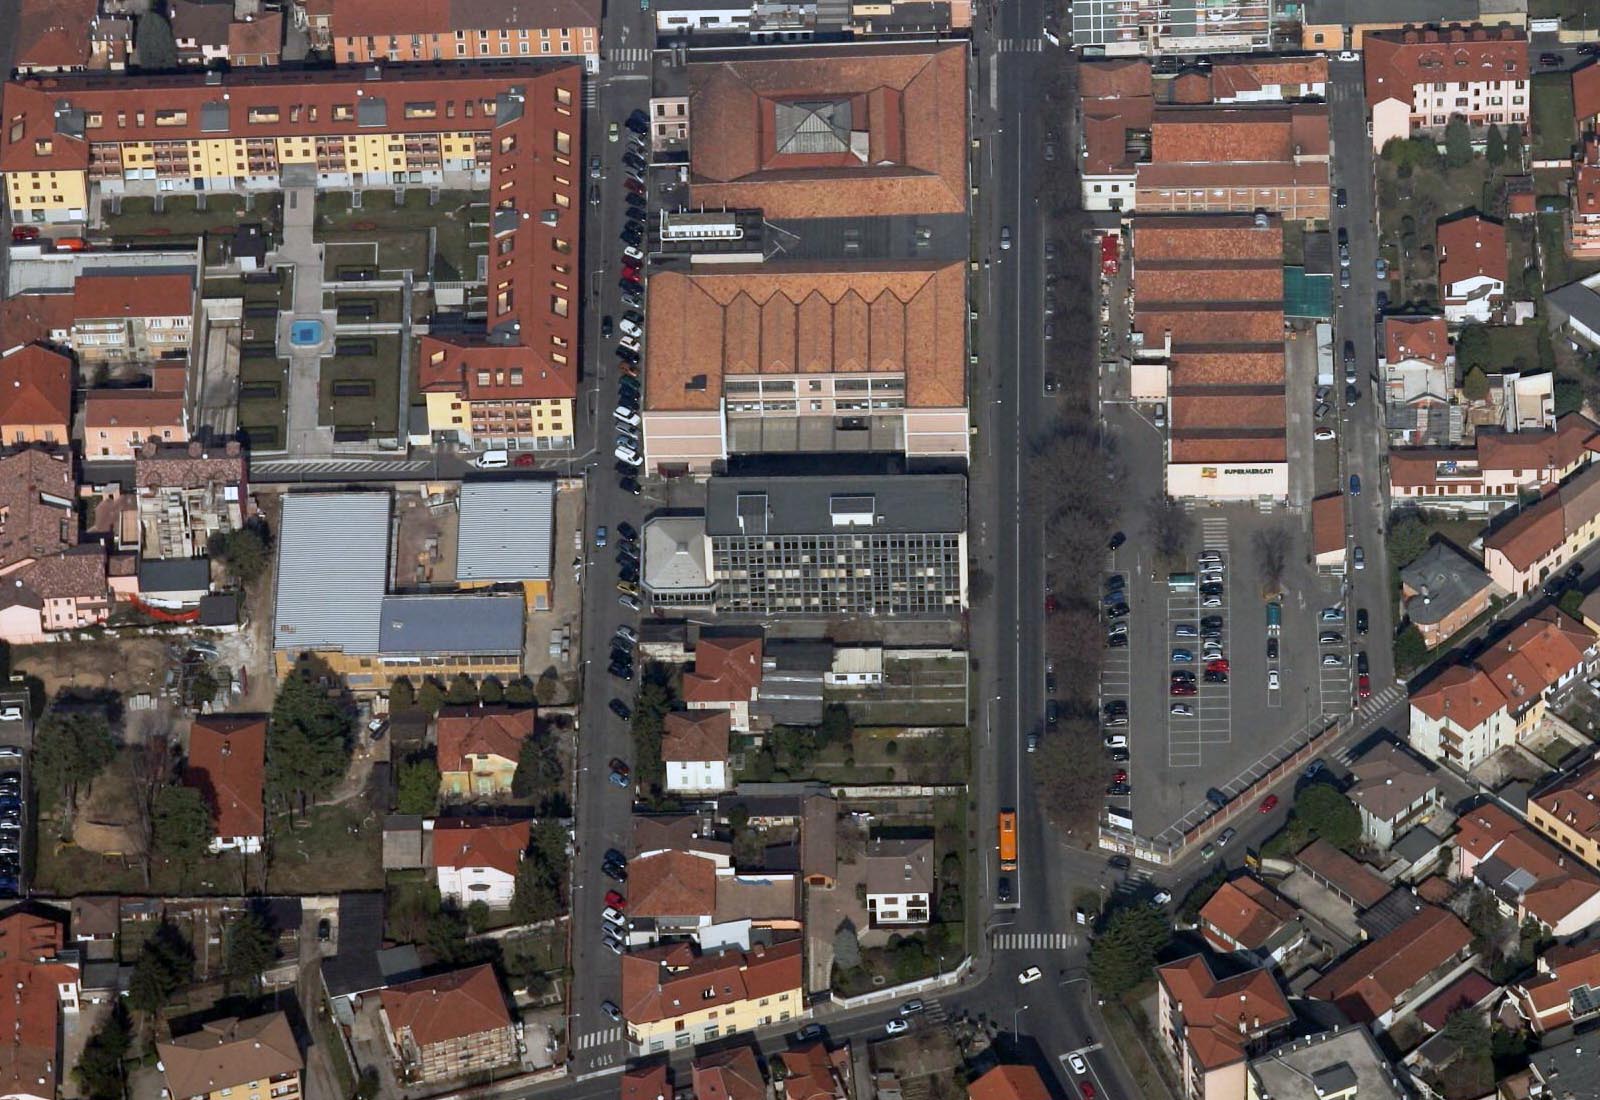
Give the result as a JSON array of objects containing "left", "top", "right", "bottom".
[
  {"left": 248, "top": 107, "right": 280, "bottom": 123},
  {"left": 333, "top": 104, "right": 355, "bottom": 121},
  {"left": 404, "top": 102, "right": 438, "bottom": 119},
  {"left": 154, "top": 110, "right": 187, "bottom": 126}
]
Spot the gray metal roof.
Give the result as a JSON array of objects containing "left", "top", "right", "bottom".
[
  {"left": 1303, "top": 0, "right": 1481, "bottom": 22},
  {"left": 377, "top": 593, "right": 524, "bottom": 655},
  {"left": 1401, "top": 541, "right": 1491, "bottom": 627},
  {"left": 643, "top": 516, "right": 712, "bottom": 592},
  {"left": 705, "top": 474, "right": 966, "bottom": 537},
  {"left": 456, "top": 481, "right": 555, "bottom": 582},
  {"left": 138, "top": 557, "right": 211, "bottom": 595},
  {"left": 273, "top": 492, "right": 390, "bottom": 654},
  {"left": 1547, "top": 279, "right": 1600, "bottom": 337},
  {"left": 1532, "top": 1035, "right": 1600, "bottom": 1099}
]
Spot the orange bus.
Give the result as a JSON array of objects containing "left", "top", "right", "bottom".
[{"left": 998, "top": 810, "right": 1018, "bottom": 871}]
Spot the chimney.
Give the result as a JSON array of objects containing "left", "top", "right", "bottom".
[
  {"left": 187, "top": 440, "right": 202, "bottom": 458},
  {"left": 225, "top": 439, "right": 241, "bottom": 457}
]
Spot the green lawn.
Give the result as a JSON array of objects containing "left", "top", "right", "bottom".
[
  {"left": 319, "top": 334, "right": 402, "bottom": 436},
  {"left": 321, "top": 230, "right": 431, "bottom": 277},
  {"left": 1533, "top": 72, "right": 1577, "bottom": 162},
  {"left": 1376, "top": 156, "right": 1504, "bottom": 307},
  {"left": 104, "top": 193, "right": 282, "bottom": 239},
  {"left": 1540, "top": 212, "right": 1600, "bottom": 291},
  {"left": 265, "top": 802, "right": 384, "bottom": 894},
  {"left": 316, "top": 190, "right": 484, "bottom": 281}
]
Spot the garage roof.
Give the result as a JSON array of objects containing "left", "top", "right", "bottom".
[{"left": 456, "top": 481, "right": 555, "bottom": 583}]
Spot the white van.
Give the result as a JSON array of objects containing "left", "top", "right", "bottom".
[
  {"left": 614, "top": 445, "right": 643, "bottom": 467},
  {"left": 614, "top": 406, "right": 641, "bottom": 427},
  {"left": 473, "top": 449, "right": 509, "bottom": 469}
]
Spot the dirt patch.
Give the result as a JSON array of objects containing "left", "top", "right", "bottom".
[
  {"left": 395, "top": 489, "right": 459, "bottom": 588},
  {"left": 14, "top": 636, "right": 171, "bottom": 698},
  {"left": 524, "top": 479, "right": 585, "bottom": 701}
]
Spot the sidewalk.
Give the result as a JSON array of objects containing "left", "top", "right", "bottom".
[{"left": 275, "top": 183, "right": 335, "bottom": 457}]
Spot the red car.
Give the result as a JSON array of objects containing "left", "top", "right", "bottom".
[
  {"left": 1259, "top": 795, "right": 1279, "bottom": 814},
  {"left": 1045, "top": 595, "right": 1059, "bottom": 614},
  {"left": 605, "top": 890, "right": 627, "bottom": 909},
  {"left": 1358, "top": 673, "right": 1371, "bottom": 700},
  {"left": 9, "top": 227, "right": 38, "bottom": 242},
  {"left": 1170, "top": 683, "right": 1197, "bottom": 696},
  {"left": 1081, "top": 1084, "right": 1096, "bottom": 1100},
  {"left": 1111, "top": 769, "right": 1127, "bottom": 783},
  {"left": 514, "top": 453, "right": 537, "bottom": 467},
  {"left": 1205, "top": 659, "right": 1230, "bottom": 674}
]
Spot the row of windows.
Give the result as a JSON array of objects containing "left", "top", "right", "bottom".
[{"left": 348, "top": 40, "right": 581, "bottom": 61}]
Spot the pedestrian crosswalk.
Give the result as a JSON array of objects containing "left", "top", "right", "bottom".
[
  {"left": 584, "top": 82, "right": 599, "bottom": 108},
  {"left": 250, "top": 457, "right": 438, "bottom": 480},
  {"left": 996, "top": 37, "right": 1044, "bottom": 52},
  {"left": 991, "top": 931, "right": 1081, "bottom": 950},
  {"left": 608, "top": 47, "right": 651, "bottom": 63},
  {"left": 576, "top": 1026, "right": 623, "bottom": 1051},
  {"left": 1201, "top": 516, "right": 1229, "bottom": 552}
]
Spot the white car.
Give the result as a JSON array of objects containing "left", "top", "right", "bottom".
[
  {"left": 614, "top": 445, "right": 643, "bottom": 467},
  {"left": 0, "top": 709, "right": 21, "bottom": 723},
  {"left": 1218, "top": 827, "right": 1236, "bottom": 846},
  {"left": 1068, "top": 1054, "right": 1087, "bottom": 1076},
  {"left": 1353, "top": 545, "right": 1365, "bottom": 570},
  {"left": 614, "top": 406, "right": 641, "bottom": 427},
  {"left": 619, "top": 319, "right": 643, "bottom": 339},
  {"left": 885, "top": 1019, "right": 910, "bottom": 1036},
  {"left": 1338, "top": 50, "right": 1360, "bottom": 62},
  {"left": 1017, "top": 966, "right": 1043, "bottom": 985},
  {"left": 1314, "top": 427, "right": 1336, "bottom": 441},
  {"left": 618, "top": 333, "right": 642, "bottom": 353},
  {"left": 602, "top": 907, "right": 627, "bottom": 925},
  {"left": 1170, "top": 703, "right": 1194, "bottom": 716},
  {"left": 1152, "top": 890, "right": 1172, "bottom": 905},
  {"left": 1267, "top": 670, "right": 1280, "bottom": 690},
  {"left": 1322, "top": 653, "right": 1345, "bottom": 666},
  {"left": 622, "top": 245, "right": 644, "bottom": 263}
]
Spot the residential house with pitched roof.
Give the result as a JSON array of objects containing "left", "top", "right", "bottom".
[
  {"left": 692, "top": 1045, "right": 767, "bottom": 1100},
  {"left": 1156, "top": 954, "right": 1294, "bottom": 1100},
  {"left": 435, "top": 706, "right": 534, "bottom": 799},
  {"left": 1387, "top": 411, "right": 1600, "bottom": 511},
  {"left": 864, "top": 838, "right": 933, "bottom": 927},
  {"left": 1484, "top": 461, "right": 1600, "bottom": 595},
  {"left": 0, "top": 345, "right": 71, "bottom": 447},
  {"left": 1509, "top": 937, "right": 1600, "bottom": 1033},
  {"left": 1363, "top": 25, "right": 1529, "bottom": 153},
  {"left": 309, "top": 0, "right": 600, "bottom": 66},
  {"left": 157, "top": 1012, "right": 303, "bottom": 1100},
  {"left": 377, "top": 964, "right": 517, "bottom": 1084},
  {"left": 70, "top": 272, "right": 194, "bottom": 365},
  {"left": 1306, "top": 904, "right": 1473, "bottom": 1028},
  {"left": 1133, "top": 104, "right": 1331, "bottom": 221},
  {"left": 185, "top": 715, "right": 268, "bottom": 855},
  {"left": 14, "top": 0, "right": 128, "bottom": 73},
  {"left": 1408, "top": 607, "right": 1595, "bottom": 769},
  {"left": 1399, "top": 542, "right": 1499, "bottom": 649},
  {"left": 84, "top": 388, "right": 189, "bottom": 460},
  {"left": 619, "top": 937, "right": 805, "bottom": 1054},
  {"left": 622, "top": 1063, "right": 672, "bottom": 1100},
  {"left": 779, "top": 1041, "right": 852, "bottom": 1100},
  {"left": 662, "top": 710, "right": 732, "bottom": 794},
  {"left": 431, "top": 819, "right": 529, "bottom": 908},
  {"left": 684, "top": 636, "right": 762, "bottom": 733},
  {"left": 0, "top": 907, "right": 82, "bottom": 1100},
  {"left": 1526, "top": 751, "right": 1600, "bottom": 872},
  {"left": 1437, "top": 215, "right": 1509, "bottom": 325},
  {"left": 1454, "top": 802, "right": 1600, "bottom": 936},
  {"left": 1079, "top": 60, "right": 1152, "bottom": 212},
  {"left": 967, "top": 1065, "right": 1048, "bottom": 1100},
  {"left": 0, "top": 450, "right": 112, "bottom": 643},
  {"left": 1380, "top": 315, "right": 1455, "bottom": 447},
  {"left": 1197, "top": 876, "right": 1305, "bottom": 965},
  {"left": 1347, "top": 742, "right": 1442, "bottom": 847}
]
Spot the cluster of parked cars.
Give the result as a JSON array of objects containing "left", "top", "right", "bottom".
[
  {"left": 1171, "top": 552, "right": 1228, "bottom": 704},
  {"left": 1102, "top": 571, "right": 1131, "bottom": 762},
  {"left": 613, "top": 108, "right": 651, "bottom": 474},
  {"left": 604, "top": 522, "right": 641, "bottom": 613},
  {"left": 596, "top": 859, "right": 629, "bottom": 954}
]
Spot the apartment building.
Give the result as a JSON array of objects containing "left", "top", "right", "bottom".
[
  {"left": 0, "top": 909, "right": 82, "bottom": 1100},
  {"left": 1455, "top": 803, "right": 1600, "bottom": 936},
  {"left": 1155, "top": 954, "right": 1293, "bottom": 1100},
  {"left": 71, "top": 273, "right": 195, "bottom": 364},
  {"left": 1527, "top": 753, "right": 1600, "bottom": 872},
  {"left": 1381, "top": 315, "right": 1455, "bottom": 447},
  {"left": 1132, "top": 214, "right": 1288, "bottom": 502},
  {"left": 1484, "top": 461, "right": 1600, "bottom": 595},
  {"left": 0, "top": 345, "right": 72, "bottom": 446},
  {"left": 158, "top": 1013, "right": 303, "bottom": 1100},
  {"left": 1509, "top": 938, "right": 1600, "bottom": 1034},
  {"left": 185, "top": 715, "right": 268, "bottom": 854},
  {"left": 1300, "top": 0, "right": 1526, "bottom": 52},
  {"left": 84, "top": 390, "right": 189, "bottom": 459},
  {"left": 864, "top": 837, "right": 933, "bottom": 926},
  {"left": 377, "top": 964, "right": 518, "bottom": 1084},
  {"left": 1196, "top": 875, "right": 1304, "bottom": 964},
  {"left": 1070, "top": 0, "right": 1274, "bottom": 55},
  {"left": 308, "top": 0, "right": 600, "bottom": 67},
  {"left": 1364, "top": 24, "right": 1529, "bottom": 153},
  {"left": 1080, "top": 60, "right": 1153, "bottom": 212},
  {"left": 1409, "top": 607, "right": 1595, "bottom": 769},
  {"left": 1346, "top": 742, "right": 1441, "bottom": 847},
  {"left": 620, "top": 937, "right": 805, "bottom": 1054},
  {"left": 640, "top": 262, "right": 971, "bottom": 474},
  {"left": 1247, "top": 1026, "right": 1410, "bottom": 1100},
  {"left": 1437, "top": 214, "right": 1508, "bottom": 324},
  {"left": 0, "top": 64, "right": 582, "bottom": 452},
  {"left": 1135, "top": 105, "right": 1330, "bottom": 221},
  {"left": 1388, "top": 411, "right": 1600, "bottom": 512}
]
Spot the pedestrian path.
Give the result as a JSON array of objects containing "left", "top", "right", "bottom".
[
  {"left": 991, "top": 931, "right": 1081, "bottom": 950},
  {"left": 996, "top": 37, "right": 1044, "bottom": 51},
  {"left": 576, "top": 1026, "right": 623, "bottom": 1050},
  {"left": 251, "top": 457, "right": 437, "bottom": 480}
]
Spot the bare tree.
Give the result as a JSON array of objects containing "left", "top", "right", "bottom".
[
  {"left": 1252, "top": 526, "right": 1292, "bottom": 598},
  {"left": 1148, "top": 493, "right": 1192, "bottom": 563},
  {"left": 127, "top": 727, "right": 175, "bottom": 890},
  {"left": 1033, "top": 717, "right": 1109, "bottom": 840}
]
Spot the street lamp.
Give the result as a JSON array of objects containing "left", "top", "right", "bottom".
[{"left": 1012, "top": 1003, "right": 1029, "bottom": 1041}]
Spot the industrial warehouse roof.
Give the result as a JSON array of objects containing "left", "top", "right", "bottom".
[
  {"left": 456, "top": 481, "right": 555, "bottom": 583},
  {"left": 378, "top": 594, "right": 525, "bottom": 655},
  {"left": 273, "top": 493, "right": 390, "bottom": 653},
  {"left": 705, "top": 474, "right": 966, "bottom": 537}
]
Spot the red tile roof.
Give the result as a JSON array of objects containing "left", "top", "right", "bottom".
[
  {"left": 431, "top": 819, "right": 529, "bottom": 878},
  {"left": 1150, "top": 104, "right": 1328, "bottom": 163},
  {"left": 1514, "top": 939, "right": 1600, "bottom": 1030},
  {"left": 0, "top": 449, "right": 76, "bottom": 570},
  {"left": 0, "top": 345, "right": 72, "bottom": 429},
  {"left": 0, "top": 293, "right": 75, "bottom": 347},
  {"left": 1455, "top": 803, "right": 1600, "bottom": 929},
  {"left": 685, "top": 43, "right": 968, "bottom": 219},
  {"left": 968, "top": 1065, "right": 1050, "bottom": 1100},
  {"left": 72, "top": 273, "right": 194, "bottom": 321},
  {"left": 1306, "top": 905, "right": 1472, "bottom": 1023},
  {"left": 1294, "top": 838, "right": 1391, "bottom": 908},
  {"left": 1486, "top": 463, "right": 1600, "bottom": 570},
  {"left": 629, "top": 849, "right": 718, "bottom": 917},
  {"left": 684, "top": 635, "right": 763, "bottom": 705},
  {"left": 228, "top": 12, "right": 283, "bottom": 60},
  {"left": 378, "top": 964, "right": 512, "bottom": 1048},
  {"left": 435, "top": 706, "right": 534, "bottom": 773},
  {"left": 1385, "top": 315, "right": 1451, "bottom": 365},
  {"left": 0, "top": 910, "right": 73, "bottom": 1100},
  {"left": 186, "top": 715, "right": 267, "bottom": 841},
  {"left": 1209, "top": 57, "right": 1328, "bottom": 100},
  {"left": 1415, "top": 970, "right": 1498, "bottom": 1032},
  {"left": 1157, "top": 955, "right": 1292, "bottom": 1070},
  {"left": 330, "top": 0, "right": 602, "bottom": 36},
  {"left": 1311, "top": 493, "right": 1346, "bottom": 557},
  {"left": 1079, "top": 58, "right": 1152, "bottom": 100},
  {"left": 1577, "top": 60, "right": 1600, "bottom": 126},
  {"left": 691, "top": 1046, "right": 765, "bottom": 1100},
  {"left": 662, "top": 710, "right": 731, "bottom": 763},
  {"left": 619, "top": 938, "right": 802, "bottom": 1026},
  {"left": 1, "top": 64, "right": 582, "bottom": 402},
  {"left": 14, "top": 0, "right": 98, "bottom": 71},
  {"left": 1199, "top": 875, "right": 1299, "bottom": 953},
  {"left": 620, "top": 1063, "right": 671, "bottom": 1100},
  {"left": 1364, "top": 24, "right": 1528, "bottom": 111},
  {"left": 779, "top": 1043, "right": 850, "bottom": 1100},
  {"left": 1530, "top": 753, "right": 1600, "bottom": 861},
  {"left": 83, "top": 390, "right": 187, "bottom": 430},
  {"left": 1413, "top": 609, "right": 1594, "bottom": 730},
  {"left": 1437, "top": 214, "right": 1508, "bottom": 290}
]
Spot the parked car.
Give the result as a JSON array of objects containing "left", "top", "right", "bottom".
[{"left": 1259, "top": 795, "right": 1279, "bottom": 813}]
